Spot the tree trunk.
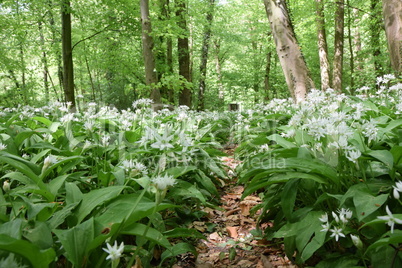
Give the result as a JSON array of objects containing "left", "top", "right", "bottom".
[
  {"left": 177, "top": 0, "right": 192, "bottom": 108},
  {"left": 264, "top": 51, "right": 272, "bottom": 101},
  {"left": 382, "top": 0, "right": 402, "bottom": 76},
  {"left": 315, "top": 0, "right": 331, "bottom": 91},
  {"left": 346, "top": 1, "right": 355, "bottom": 90},
  {"left": 38, "top": 21, "right": 50, "bottom": 103},
  {"left": 140, "top": 0, "right": 162, "bottom": 110},
  {"left": 263, "top": 0, "right": 314, "bottom": 103},
  {"left": 214, "top": 39, "right": 225, "bottom": 103},
  {"left": 333, "top": 0, "right": 345, "bottom": 93},
  {"left": 197, "top": 0, "right": 215, "bottom": 111},
  {"left": 370, "top": 0, "right": 384, "bottom": 78},
  {"left": 61, "top": 0, "right": 76, "bottom": 110}
]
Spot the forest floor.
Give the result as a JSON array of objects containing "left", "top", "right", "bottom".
[{"left": 173, "top": 150, "right": 297, "bottom": 268}]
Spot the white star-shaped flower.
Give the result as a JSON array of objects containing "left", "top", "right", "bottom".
[{"left": 103, "top": 241, "right": 124, "bottom": 261}]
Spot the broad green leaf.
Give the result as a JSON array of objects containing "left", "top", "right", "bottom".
[
  {"left": 165, "top": 165, "right": 198, "bottom": 178},
  {"left": 40, "top": 156, "right": 84, "bottom": 181},
  {"left": 33, "top": 116, "right": 53, "bottom": 127},
  {"left": 268, "top": 134, "right": 297, "bottom": 148},
  {"left": 0, "top": 218, "right": 23, "bottom": 239},
  {"left": 53, "top": 218, "right": 95, "bottom": 268},
  {"left": 121, "top": 222, "right": 171, "bottom": 249},
  {"left": 367, "top": 150, "right": 393, "bottom": 169},
  {"left": 95, "top": 193, "right": 177, "bottom": 226},
  {"left": 301, "top": 229, "right": 326, "bottom": 262},
  {"left": 0, "top": 234, "right": 55, "bottom": 268},
  {"left": 14, "top": 131, "right": 39, "bottom": 149},
  {"left": 281, "top": 179, "right": 299, "bottom": 220},
  {"left": 75, "top": 186, "right": 125, "bottom": 223},
  {"left": 366, "top": 230, "right": 402, "bottom": 253},
  {"left": 163, "top": 228, "right": 206, "bottom": 239},
  {"left": 47, "top": 202, "right": 80, "bottom": 229},
  {"left": 160, "top": 242, "right": 197, "bottom": 265},
  {"left": 169, "top": 181, "right": 206, "bottom": 204},
  {"left": 24, "top": 221, "right": 53, "bottom": 249},
  {"left": 195, "top": 170, "right": 219, "bottom": 196},
  {"left": 353, "top": 192, "right": 388, "bottom": 221},
  {"left": 65, "top": 182, "right": 83, "bottom": 206}
]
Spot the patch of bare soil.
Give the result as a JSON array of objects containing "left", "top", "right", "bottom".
[{"left": 173, "top": 155, "right": 297, "bottom": 268}]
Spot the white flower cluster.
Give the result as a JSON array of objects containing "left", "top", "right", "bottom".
[
  {"left": 320, "top": 208, "right": 353, "bottom": 241},
  {"left": 151, "top": 174, "right": 176, "bottom": 191}
]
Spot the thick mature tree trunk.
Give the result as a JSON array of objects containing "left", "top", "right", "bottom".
[
  {"left": 315, "top": 0, "right": 330, "bottom": 91},
  {"left": 176, "top": 0, "right": 192, "bottom": 108},
  {"left": 140, "top": 0, "right": 162, "bottom": 110},
  {"left": 263, "top": 0, "right": 314, "bottom": 103},
  {"left": 371, "top": 0, "right": 384, "bottom": 78},
  {"left": 382, "top": 0, "right": 402, "bottom": 76},
  {"left": 61, "top": 0, "right": 76, "bottom": 110},
  {"left": 333, "top": 0, "right": 344, "bottom": 93},
  {"left": 197, "top": 0, "right": 215, "bottom": 111}
]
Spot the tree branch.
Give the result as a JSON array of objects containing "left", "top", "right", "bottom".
[{"left": 72, "top": 26, "right": 111, "bottom": 51}]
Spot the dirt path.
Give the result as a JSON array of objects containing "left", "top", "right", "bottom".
[{"left": 173, "top": 154, "right": 296, "bottom": 268}]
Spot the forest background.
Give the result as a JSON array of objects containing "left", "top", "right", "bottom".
[{"left": 0, "top": 0, "right": 400, "bottom": 110}]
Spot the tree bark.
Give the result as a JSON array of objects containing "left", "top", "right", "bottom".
[
  {"left": 197, "top": 0, "right": 215, "bottom": 111},
  {"left": 263, "top": 0, "right": 314, "bottom": 103},
  {"left": 371, "top": 0, "right": 384, "bottom": 78},
  {"left": 333, "top": 0, "right": 345, "bottom": 93},
  {"left": 264, "top": 51, "right": 272, "bottom": 101},
  {"left": 315, "top": 0, "right": 331, "bottom": 91},
  {"left": 61, "top": 0, "right": 76, "bottom": 110},
  {"left": 140, "top": 0, "right": 162, "bottom": 110},
  {"left": 38, "top": 21, "right": 50, "bottom": 103},
  {"left": 214, "top": 39, "right": 225, "bottom": 103},
  {"left": 177, "top": 0, "right": 192, "bottom": 108},
  {"left": 382, "top": 0, "right": 402, "bottom": 76}
]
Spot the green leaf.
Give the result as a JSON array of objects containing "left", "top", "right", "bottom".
[
  {"left": 95, "top": 193, "right": 177, "bottom": 226},
  {"left": 281, "top": 179, "right": 299, "bottom": 220},
  {"left": 40, "top": 156, "right": 84, "bottom": 181},
  {"left": 53, "top": 218, "right": 95, "bottom": 268},
  {"left": 121, "top": 222, "right": 171, "bottom": 249},
  {"left": 268, "top": 134, "right": 297, "bottom": 148},
  {"left": 65, "top": 182, "right": 83, "bottom": 206},
  {"left": 301, "top": 229, "right": 326, "bottom": 262},
  {"left": 47, "top": 202, "right": 80, "bottom": 229},
  {"left": 160, "top": 242, "right": 197, "bottom": 264},
  {"left": 0, "top": 234, "right": 55, "bottom": 268},
  {"left": 24, "top": 221, "right": 54, "bottom": 249},
  {"left": 353, "top": 192, "right": 388, "bottom": 222},
  {"left": 165, "top": 165, "right": 198, "bottom": 178},
  {"left": 75, "top": 186, "right": 125, "bottom": 223},
  {"left": 169, "top": 181, "right": 206, "bottom": 204},
  {"left": 367, "top": 150, "right": 393, "bottom": 169},
  {"left": 163, "top": 228, "right": 206, "bottom": 239}
]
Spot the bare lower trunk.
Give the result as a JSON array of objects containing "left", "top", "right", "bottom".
[
  {"left": 333, "top": 0, "right": 345, "bottom": 93},
  {"left": 382, "top": 0, "right": 402, "bottom": 76},
  {"left": 140, "top": 0, "right": 162, "bottom": 110},
  {"left": 197, "top": 0, "right": 215, "bottom": 111},
  {"left": 315, "top": 0, "right": 330, "bottom": 91},
  {"left": 177, "top": 0, "right": 192, "bottom": 107},
  {"left": 264, "top": 51, "right": 272, "bottom": 101},
  {"left": 61, "top": 0, "right": 76, "bottom": 110},
  {"left": 263, "top": 0, "right": 314, "bottom": 103},
  {"left": 214, "top": 39, "right": 224, "bottom": 102}
]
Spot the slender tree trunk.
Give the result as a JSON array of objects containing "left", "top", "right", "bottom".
[
  {"left": 38, "top": 21, "right": 50, "bottom": 103},
  {"left": 140, "top": 0, "right": 162, "bottom": 110},
  {"left": 177, "top": 0, "right": 192, "bottom": 107},
  {"left": 315, "top": 0, "right": 331, "bottom": 91},
  {"left": 382, "top": 0, "right": 402, "bottom": 76},
  {"left": 333, "top": 0, "right": 345, "bottom": 93},
  {"left": 263, "top": 0, "right": 314, "bottom": 103},
  {"left": 264, "top": 51, "right": 272, "bottom": 101},
  {"left": 346, "top": 1, "right": 355, "bottom": 90},
  {"left": 252, "top": 40, "right": 260, "bottom": 103},
  {"left": 156, "top": 0, "right": 169, "bottom": 102},
  {"left": 197, "top": 0, "right": 215, "bottom": 111},
  {"left": 167, "top": 36, "right": 174, "bottom": 103},
  {"left": 370, "top": 0, "right": 383, "bottom": 78},
  {"left": 214, "top": 39, "right": 225, "bottom": 103},
  {"left": 61, "top": 0, "right": 76, "bottom": 110}
]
